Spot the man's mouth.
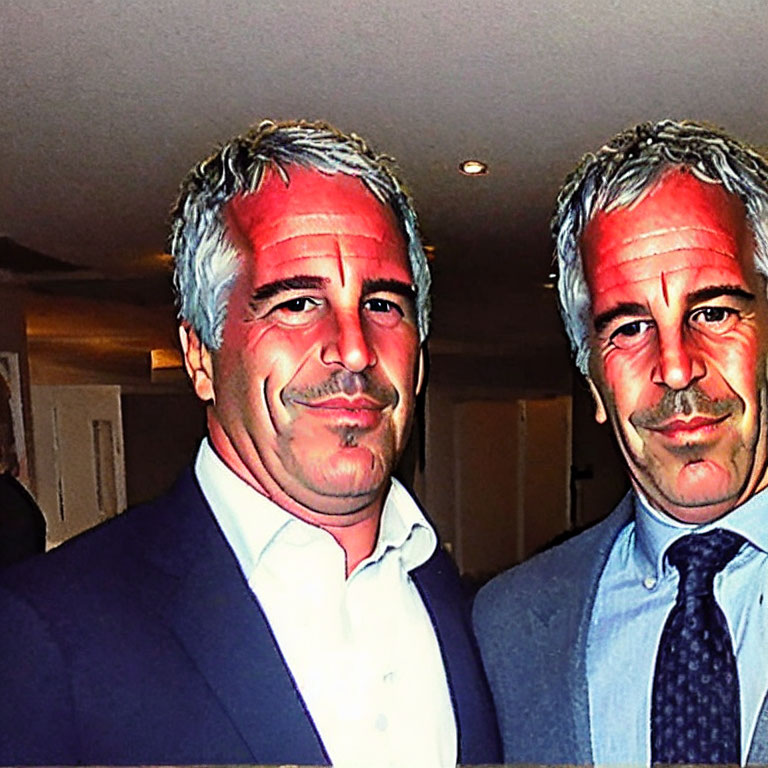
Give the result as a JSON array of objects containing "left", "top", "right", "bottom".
[
  {"left": 291, "top": 395, "right": 387, "bottom": 429},
  {"left": 295, "top": 395, "right": 384, "bottom": 409},
  {"left": 644, "top": 413, "right": 730, "bottom": 439}
]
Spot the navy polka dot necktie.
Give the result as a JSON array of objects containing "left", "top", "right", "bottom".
[{"left": 651, "top": 529, "right": 745, "bottom": 765}]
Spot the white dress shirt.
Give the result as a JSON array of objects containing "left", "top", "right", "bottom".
[
  {"left": 195, "top": 439, "right": 457, "bottom": 767},
  {"left": 588, "top": 489, "right": 768, "bottom": 765}
]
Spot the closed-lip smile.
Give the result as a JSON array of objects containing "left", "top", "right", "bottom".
[
  {"left": 646, "top": 413, "right": 730, "bottom": 436},
  {"left": 294, "top": 396, "right": 385, "bottom": 410},
  {"left": 289, "top": 396, "right": 388, "bottom": 430}
]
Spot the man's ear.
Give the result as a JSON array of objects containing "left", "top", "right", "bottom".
[
  {"left": 586, "top": 376, "right": 608, "bottom": 424},
  {"left": 179, "top": 324, "right": 215, "bottom": 403},
  {"left": 415, "top": 346, "right": 426, "bottom": 397}
]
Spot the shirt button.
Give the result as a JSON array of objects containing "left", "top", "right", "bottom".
[
  {"left": 375, "top": 713, "right": 388, "bottom": 731},
  {"left": 643, "top": 575, "right": 657, "bottom": 590}
]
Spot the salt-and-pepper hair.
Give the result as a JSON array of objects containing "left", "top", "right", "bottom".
[
  {"left": 552, "top": 119, "right": 768, "bottom": 375},
  {"left": 169, "top": 119, "right": 431, "bottom": 350}
]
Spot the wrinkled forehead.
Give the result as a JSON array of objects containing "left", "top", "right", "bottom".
[
  {"left": 225, "top": 165, "right": 405, "bottom": 252},
  {"left": 581, "top": 168, "right": 751, "bottom": 284}
]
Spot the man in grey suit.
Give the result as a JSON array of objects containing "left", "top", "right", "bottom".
[{"left": 474, "top": 119, "right": 768, "bottom": 765}]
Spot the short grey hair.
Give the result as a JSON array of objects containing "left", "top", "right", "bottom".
[
  {"left": 170, "top": 119, "right": 431, "bottom": 349},
  {"left": 552, "top": 119, "right": 768, "bottom": 374}
]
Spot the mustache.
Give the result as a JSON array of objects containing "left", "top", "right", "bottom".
[
  {"left": 630, "top": 385, "right": 740, "bottom": 430},
  {"left": 283, "top": 369, "right": 398, "bottom": 407}
]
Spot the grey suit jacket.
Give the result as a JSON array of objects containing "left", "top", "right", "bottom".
[{"left": 473, "top": 493, "right": 768, "bottom": 764}]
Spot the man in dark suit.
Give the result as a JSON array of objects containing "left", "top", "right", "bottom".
[
  {"left": 474, "top": 120, "right": 768, "bottom": 764},
  {"left": 0, "top": 120, "right": 500, "bottom": 766},
  {"left": 0, "top": 373, "right": 45, "bottom": 567}
]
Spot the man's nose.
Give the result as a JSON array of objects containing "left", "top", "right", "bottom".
[
  {"left": 651, "top": 328, "right": 706, "bottom": 390},
  {"left": 320, "top": 310, "right": 377, "bottom": 372}
]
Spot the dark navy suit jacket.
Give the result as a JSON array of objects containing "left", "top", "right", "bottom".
[{"left": 0, "top": 469, "right": 500, "bottom": 765}]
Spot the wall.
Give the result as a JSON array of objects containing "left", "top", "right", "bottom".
[
  {"left": 121, "top": 388, "right": 207, "bottom": 507},
  {"left": 423, "top": 345, "right": 574, "bottom": 579},
  {"left": 570, "top": 374, "right": 629, "bottom": 527},
  {"left": 0, "top": 287, "right": 34, "bottom": 490},
  {"left": 31, "top": 384, "right": 127, "bottom": 547}
]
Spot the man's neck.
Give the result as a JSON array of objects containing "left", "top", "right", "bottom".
[{"left": 206, "top": 427, "right": 385, "bottom": 577}]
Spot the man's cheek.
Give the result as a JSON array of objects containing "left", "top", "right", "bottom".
[
  {"left": 701, "top": 341, "right": 758, "bottom": 402},
  {"left": 601, "top": 358, "right": 648, "bottom": 413},
  {"left": 378, "top": 332, "right": 420, "bottom": 382}
]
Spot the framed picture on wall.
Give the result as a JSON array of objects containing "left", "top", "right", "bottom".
[{"left": 0, "top": 351, "right": 29, "bottom": 486}]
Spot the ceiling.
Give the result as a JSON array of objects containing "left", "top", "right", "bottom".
[{"left": 3, "top": 0, "right": 768, "bottom": 388}]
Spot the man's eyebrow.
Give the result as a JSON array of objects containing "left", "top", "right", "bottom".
[
  {"left": 362, "top": 278, "right": 416, "bottom": 301},
  {"left": 688, "top": 285, "right": 755, "bottom": 305},
  {"left": 593, "top": 302, "right": 648, "bottom": 334},
  {"left": 249, "top": 276, "right": 328, "bottom": 303},
  {"left": 592, "top": 286, "right": 757, "bottom": 333}
]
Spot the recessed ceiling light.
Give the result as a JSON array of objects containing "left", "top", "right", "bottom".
[{"left": 459, "top": 159, "right": 488, "bottom": 176}]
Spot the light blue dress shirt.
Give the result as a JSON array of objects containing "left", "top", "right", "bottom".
[{"left": 587, "top": 489, "right": 768, "bottom": 765}]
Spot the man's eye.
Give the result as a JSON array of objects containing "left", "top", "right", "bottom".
[
  {"left": 609, "top": 320, "right": 653, "bottom": 349},
  {"left": 365, "top": 298, "right": 403, "bottom": 315},
  {"left": 690, "top": 306, "right": 738, "bottom": 332},
  {"left": 267, "top": 297, "right": 322, "bottom": 325},
  {"left": 364, "top": 298, "right": 405, "bottom": 327},
  {"left": 275, "top": 297, "right": 320, "bottom": 313}
]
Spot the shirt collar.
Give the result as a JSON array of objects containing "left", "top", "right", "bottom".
[
  {"left": 194, "top": 439, "right": 436, "bottom": 579},
  {"left": 363, "top": 475, "right": 437, "bottom": 573},
  {"left": 195, "top": 438, "right": 295, "bottom": 577},
  {"left": 633, "top": 486, "right": 768, "bottom": 580}
]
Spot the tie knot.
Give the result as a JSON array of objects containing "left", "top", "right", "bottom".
[{"left": 666, "top": 529, "right": 745, "bottom": 594}]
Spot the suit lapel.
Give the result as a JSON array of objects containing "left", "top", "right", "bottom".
[
  {"left": 149, "top": 472, "right": 329, "bottom": 765},
  {"left": 411, "top": 547, "right": 502, "bottom": 764},
  {"left": 529, "top": 494, "right": 636, "bottom": 762},
  {"left": 562, "top": 493, "right": 634, "bottom": 763},
  {"left": 748, "top": 685, "right": 768, "bottom": 762}
]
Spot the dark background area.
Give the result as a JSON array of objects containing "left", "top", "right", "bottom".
[{"left": 5, "top": 0, "right": 757, "bottom": 570}]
